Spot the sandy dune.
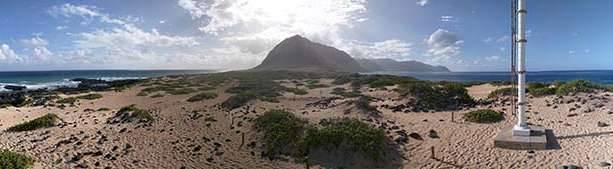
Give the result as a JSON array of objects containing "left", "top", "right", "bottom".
[{"left": 1, "top": 80, "right": 613, "bottom": 169}]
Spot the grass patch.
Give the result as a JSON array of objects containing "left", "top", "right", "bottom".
[
  {"left": 401, "top": 82, "right": 475, "bottom": 111},
  {"left": 556, "top": 80, "right": 597, "bottom": 95},
  {"left": 187, "top": 92, "right": 218, "bottom": 102},
  {"left": 108, "top": 105, "right": 154, "bottom": 124},
  {"left": 0, "top": 149, "right": 34, "bottom": 169},
  {"left": 150, "top": 93, "right": 165, "bottom": 98},
  {"left": 97, "top": 107, "right": 111, "bottom": 111},
  {"left": 464, "top": 109, "right": 503, "bottom": 123},
  {"left": 487, "top": 87, "right": 513, "bottom": 99},
  {"left": 56, "top": 97, "right": 77, "bottom": 104},
  {"left": 353, "top": 96, "right": 379, "bottom": 116},
  {"left": 167, "top": 88, "right": 197, "bottom": 95},
  {"left": 331, "top": 87, "right": 362, "bottom": 98},
  {"left": 255, "top": 110, "right": 308, "bottom": 158},
  {"left": 76, "top": 93, "right": 103, "bottom": 100},
  {"left": 6, "top": 113, "right": 59, "bottom": 132},
  {"left": 304, "top": 118, "right": 386, "bottom": 161},
  {"left": 284, "top": 87, "right": 308, "bottom": 95}
]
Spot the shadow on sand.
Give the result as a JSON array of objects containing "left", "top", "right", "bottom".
[
  {"left": 307, "top": 142, "right": 404, "bottom": 169},
  {"left": 545, "top": 129, "right": 561, "bottom": 150},
  {"left": 556, "top": 130, "right": 613, "bottom": 140}
]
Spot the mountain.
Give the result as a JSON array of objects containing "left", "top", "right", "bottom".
[
  {"left": 356, "top": 58, "right": 450, "bottom": 72},
  {"left": 252, "top": 35, "right": 366, "bottom": 73}
]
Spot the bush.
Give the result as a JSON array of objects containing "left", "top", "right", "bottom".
[
  {"left": 331, "top": 87, "right": 362, "bottom": 98},
  {"left": 255, "top": 110, "right": 308, "bottom": 158},
  {"left": 556, "top": 80, "right": 596, "bottom": 95},
  {"left": 487, "top": 87, "right": 513, "bottom": 99},
  {"left": 285, "top": 87, "right": 308, "bottom": 95},
  {"left": 221, "top": 92, "right": 257, "bottom": 110},
  {"left": 56, "top": 97, "right": 77, "bottom": 104},
  {"left": 187, "top": 92, "right": 218, "bottom": 102},
  {"left": 529, "top": 87, "right": 555, "bottom": 97},
  {"left": 354, "top": 96, "right": 379, "bottom": 116},
  {"left": 401, "top": 82, "right": 475, "bottom": 111},
  {"left": 108, "top": 105, "right": 154, "bottom": 124},
  {"left": 76, "top": 93, "right": 103, "bottom": 100},
  {"left": 464, "top": 109, "right": 503, "bottom": 123},
  {"left": 304, "top": 118, "right": 386, "bottom": 161},
  {"left": 167, "top": 88, "right": 196, "bottom": 95},
  {"left": 0, "top": 149, "right": 33, "bottom": 169},
  {"left": 7, "top": 113, "right": 59, "bottom": 132}
]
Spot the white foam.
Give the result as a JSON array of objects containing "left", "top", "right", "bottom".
[{"left": 0, "top": 77, "right": 145, "bottom": 92}]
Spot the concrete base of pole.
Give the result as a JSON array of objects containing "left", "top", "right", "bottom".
[
  {"left": 494, "top": 125, "right": 550, "bottom": 150},
  {"left": 512, "top": 124, "right": 531, "bottom": 136}
]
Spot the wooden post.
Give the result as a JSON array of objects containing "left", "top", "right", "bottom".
[
  {"left": 240, "top": 133, "right": 245, "bottom": 149},
  {"left": 451, "top": 112, "right": 455, "bottom": 123},
  {"left": 430, "top": 146, "right": 435, "bottom": 159}
]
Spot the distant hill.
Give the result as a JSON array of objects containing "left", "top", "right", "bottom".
[
  {"left": 356, "top": 58, "right": 450, "bottom": 72},
  {"left": 252, "top": 35, "right": 450, "bottom": 73},
  {"left": 252, "top": 35, "right": 366, "bottom": 73}
]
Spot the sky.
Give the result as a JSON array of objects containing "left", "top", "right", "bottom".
[{"left": 0, "top": 0, "right": 612, "bottom": 72}]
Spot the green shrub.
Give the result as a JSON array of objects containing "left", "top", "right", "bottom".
[
  {"left": 167, "top": 88, "right": 196, "bottom": 95},
  {"left": 150, "top": 93, "right": 165, "bottom": 98},
  {"left": 331, "top": 87, "right": 362, "bottom": 98},
  {"left": 304, "top": 118, "right": 386, "bottom": 161},
  {"left": 97, "top": 107, "right": 111, "bottom": 111},
  {"left": 401, "top": 82, "right": 475, "bottom": 111},
  {"left": 136, "top": 91, "right": 148, "bottom": 96},
  {"left": 255, "top": 110, "right": 308, "bottom": 158},
  {"left": 306, "top": 84, "right": 329, "bottom": 89},
  {"left": 221, "top": 92, "right": 257, "bottom": 110},
  {"left": 187, "top": 92, "right": 218, "bottom": 102},
  {"left": 76, "top": 93, "right": 103, "bottom": 100},
  {"left": 109, "top": 105, "right": 154, "bottom": 123},
  {"left": 285, "top": 87, "right": 308, "bottom": 95},
  {"left": 487, "top": 87, "right": 513, "bottom": 99},
  {"left": 464, "top": 109, "right": 503, "bottom": 123},
  {"left": 354, "top": 96, "right": 379, "bottom": 115},
  {"left": 56, "top": 97, "right": 77, "bottom": 104},
  {"left": 556, "top": 80, "right": 596, "bottom": 95},
  {"left": 7, "top": 114, "right": 59, "bottom": 132},
  {"left": 529, "top": 87, "right": 555, "bottom": 97},
  {"left": 0, "top": 149, "right": 33, "bottom": 169}
]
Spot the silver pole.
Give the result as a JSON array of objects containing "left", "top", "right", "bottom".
[{"left": 513, "top": 0, "right": 530, "bottom": 136}]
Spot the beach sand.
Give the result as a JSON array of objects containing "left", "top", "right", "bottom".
[{"left": 1, "top": 77, "right": 613, "bottom": 169}]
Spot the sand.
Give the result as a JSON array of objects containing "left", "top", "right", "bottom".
[{"left": 1, "top": 78, "right": 613, "bottom": 169}]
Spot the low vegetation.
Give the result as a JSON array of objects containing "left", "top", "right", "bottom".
[
  {"left": 487, "top": 87, "right": 513, "bottom": 99},
  {"left": 464, "top": 109, "right": 504, "bottom": 123},
  {"left": 254, "top": 110, "right": 387, "bottom": 162},
  {"left": 284, "top": 87, "right": 308, "bottom": 95},
  {"left": 555, "top": 80, "right": 598, "bottom": 95},
  {"left": 187, "top": 92, "right": 218, "bottom": 102},
  {"left": 331, "top": 87, "right": 361, "bottom": 98},
  {"left": 304, "top": 118, "right": 386, "bottom": 161},
  {"left": 108, "top": 105, "right": 154, "bottom": 124},
  {"left": 6, "top": 113, "right": 59, "bottom": 132},
  {"left": 401, "top": 82, "right": 475, "bottom": 111},
  {"left": 255, "top": 110, "right": 308, "bottom": 158},
  {"left": 56, "top": 97, "right": 77, "bottom": 104},
  {"left": 0, "top": 149, "right": 33, "bottom": 169},
  {"left": 76, "top": 93, "right": 103, "bottom": 100},
  {"left": 353, "top": 96, "right": 380, "bottom": 116}
]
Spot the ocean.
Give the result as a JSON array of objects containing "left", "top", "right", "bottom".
[
  {"left": 371, "top": 70, "right": 613, "bottom": 84},
  {"left": 2, "top": 70, "right": 613, "bottom": 92},
  {"left": 0, "top": 70, "right": 213, "bottom": 91}
]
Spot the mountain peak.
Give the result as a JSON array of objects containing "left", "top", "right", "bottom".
[{"left": 252, "top": 35, "right": 365, "bottom": 72}]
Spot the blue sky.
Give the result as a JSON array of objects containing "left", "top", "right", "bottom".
[{"left": 0, "top": 0, "right": 611, "bottom": 71}]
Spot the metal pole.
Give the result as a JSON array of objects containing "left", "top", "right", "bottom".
[{"left": 513, "top": 0, "right": 530, "bottom": 136}]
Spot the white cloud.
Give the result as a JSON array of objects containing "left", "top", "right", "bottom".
[
  {"left": 179, "top": 0, "right": 367, "bottom": 46},
  {"left": 56, "top": 26, "right": 68, "bottom": 30},
  {"left": 440, "top": 15, "right": 455, "bottom": 22},
  {"left": 48, "top": 3, "right": 126, "bottom": 25},
  {"left": 425, "top": 29, "right": 462, "bottom": 63},
  {"left": 485, "top": 55, "right": 500, "bottom": 61},
  {"left": 416, "top": 0, "right": 430, "bottom": 6},
  {"left": 482, "top": 37, "right": 493, "bottom": 43},
  {"left": 495, "top": 35, "right": 510, "bottom": 43},
  {"left": 0, "top": 44, "right": 20, "bottom": 63},
  {"left": 345, "top": 39, "right": 412, "bottom": 60},
  {"left": 21, "top": 36, "right": 54, "bottom": 62},
  {"left": 568, "top": 50, "right": 575, "bottom": 55}
]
